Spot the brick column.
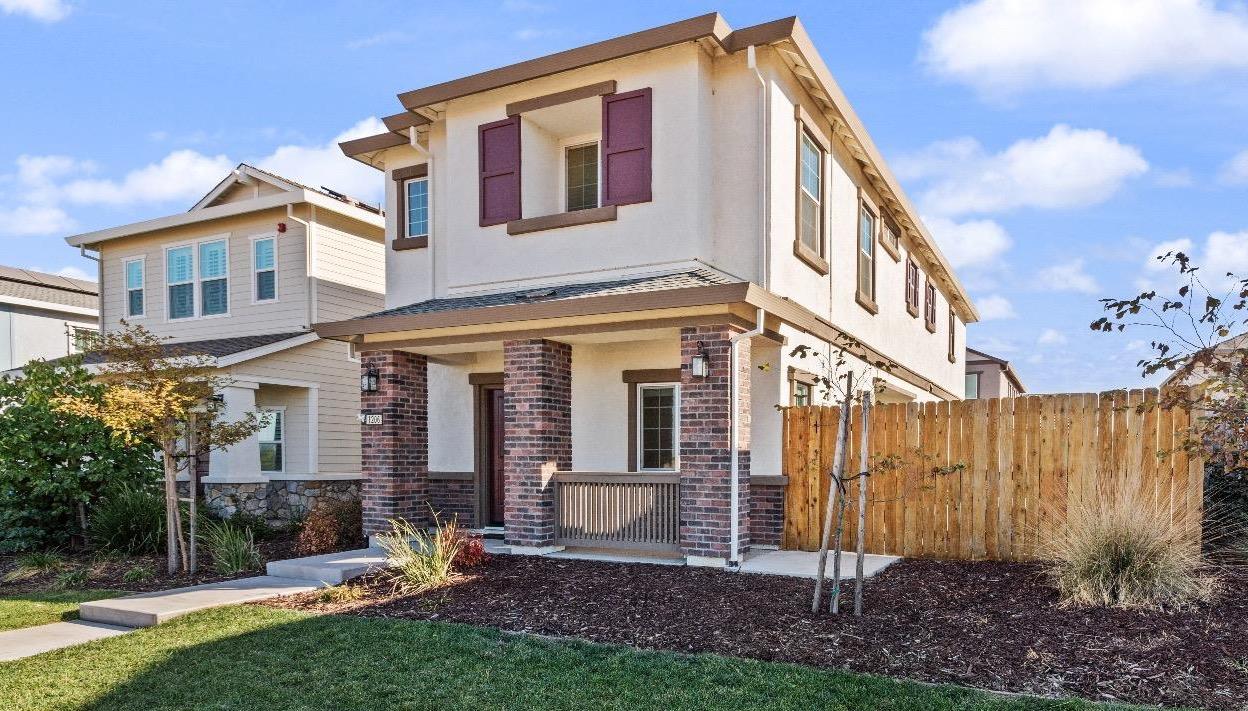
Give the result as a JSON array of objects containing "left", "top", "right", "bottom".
[
  {"left": 360, "top": 350, "right": 429, "bottom": 535},
  {"left": 503, "top": 339, "right": 572, "bottom": 550},
  {"left": 679, "top": 325, "right": 751, "bottom": 563}
]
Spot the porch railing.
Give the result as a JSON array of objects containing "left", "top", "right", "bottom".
[{"left": 553, "top": 472, "right": 680, "bottom": 552}]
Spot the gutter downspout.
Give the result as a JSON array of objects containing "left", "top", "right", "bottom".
[
  {"left": 747, "top": 45, "right": 771, "bottom": 290},
  {"left": 285, "top": 203, "right": 313, "bottom": 330},
  {"left": 409, "top": 126, "right": 435, "bottom": 298},
  {"left": 729, "top": 306, "right": 765, "bottom": 569}
]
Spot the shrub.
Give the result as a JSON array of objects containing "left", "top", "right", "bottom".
[
  {"left": 317, "top": 583, "right": 365, "bottom": 604},
  {"left": 295, "top": 499, "right": 363, "bottom": 555},
  {"left": 201, "top": 521, "right": 262, "bottom": 576},
  {"left": 52, "top": 568, "right": 89, "bottom": 590},
  {"left": 1044, "top": 482, "right": 1216, "bottom": 609},
  {"left": 88, "top": 485, "right": 167, "bottom": 554},
  {"left": 220, "top": 511, "right": 273, "bottom": 541},
  {"left": 122, "top": 565, "right": 154, "bottom": 584},
  {"left": 376, "top": 518, "right": 466, "bottom": 594},
  {"left": 451, "top": 530, "right": 489, "bottom": 569},
  {"left": 2, "top": 551, "right": 66, "bottom": 582}
]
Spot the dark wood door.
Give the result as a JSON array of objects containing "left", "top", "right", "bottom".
[{"left": 488, "top": 388, "right": 505, "bottom": 526}]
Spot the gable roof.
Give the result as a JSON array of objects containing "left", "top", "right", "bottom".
[
  {"left": 190, "top": 163, "right": 383, "bottom": 214},
  {"left": 76, "top": 331, "right": 314, "bottom": 366},
  {"left": 966, "top": 346, "right": 1026, "bottom": 394},
  {"left": 0, "top": 265, "right": 98, "bottom": 313}
]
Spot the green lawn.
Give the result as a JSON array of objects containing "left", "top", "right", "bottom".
[
  {"left": 0, "top": 590, "right": 127, "bottom": 631},
  {"left": 0, "top": 605, "right": 1133, "bottom": 711}
]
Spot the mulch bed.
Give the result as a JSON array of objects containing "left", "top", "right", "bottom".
[{"left": 264, "top": 555, "right": 1248, "bottom": 710}]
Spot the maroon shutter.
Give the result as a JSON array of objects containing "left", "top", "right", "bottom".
[
  {"left": 479, "top": 117, "right": 521, "bottom": 226},
  {"left": 601, "top": 87, "right": 652, "bottom": 206}
]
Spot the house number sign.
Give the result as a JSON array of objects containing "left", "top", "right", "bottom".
[{"left": 362, "top": 414, "right": 382, "bottom": 425}]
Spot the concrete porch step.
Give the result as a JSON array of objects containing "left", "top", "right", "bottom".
[
  {"left": 78, "top": 576, "right": 320, "bottom": 628},
  {"left": 265, "top": 547, "right": 391, "bottom": 585}
]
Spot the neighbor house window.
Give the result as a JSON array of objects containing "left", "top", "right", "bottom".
[
  {"left": 965, "top": 373, "right": 980, "bottom": 399},
  {"left": 565, "top": 142, "right": 599, "bottom": 212},
  {"left": 124, "top": 258, "right": 145, "bottom": 317},
  {"left": 789, "top": 367, "right": 818, "bottom": 407},
  {"left": 69, "top": 326, "right": 97, "bottom": 353},
  {"left": 637, "top": 384, "right": 678, "bottom": 470},
  {"left": 166, "top": 246, "right": 194, "bottom": 320},
  {"left": 925, "top": 279, "right": 938, "bottom": 332},
  {"left": 259, "top": 409, "right": 283, "bottom": 473},
  {"left": 405, "top": 177, "right": 429, "bottom": 238},
  {"left": 792, "top": 382, "right": 811, "bottom": 406},
  {"left": 797, "top": 131, "right": 823, "bottom": 257},
  {"left": 948, "top": 308, "right": 957, "bottom": 363},
  {"left": 880, "top": 217, "right": 901, "bottom": 260},
  {"left": 198, "top": 239, "right": 228, "bottom": 316},
  {"left": 857, "top": 203, "right": 877, "bottom": 308},
  {"left": 253, "top": 236, "right": 277, "bottom": 302},
  {"left": 905, "top": 258, "right": 920, "bottom": 317}
]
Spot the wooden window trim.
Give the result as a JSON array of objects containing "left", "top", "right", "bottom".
[
  {"left": 879, "top": 214, "right": 902, "bottom": 262},
  {"left": 905, "top": 258, "right": 920, "bottom": 318},
  {"left": 506, "top": 204, "right": 617, "bottom": 236},
  {"left": 856, "top": 191, "right": 878, "bottom": 314},
  {"left": 506, "top": 80, "right": 617, "bottom": 116},
  {"left": 924, "top": 279, "right": 938, "bottom": 333},
  {"left": 392, "top": 163, "right": 429, "bottom": 250},
  {"left": 793, "top": 104, "right": 830, "bottom": 275},
  {"left": 787, "top": 366, "right": 819, "bottom": 406},
  {"left": 947, "top": 307, "right": 957, "bottom": 363},
  {"left": 624, "top": 368, "right": 680, "bottom": 472}
]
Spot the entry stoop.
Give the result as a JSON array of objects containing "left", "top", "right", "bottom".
[{"left": 265, "top": 547, "right": 391, "bottom": 585}]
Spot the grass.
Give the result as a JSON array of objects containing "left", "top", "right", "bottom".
[
  {"left": 0, "top": 590, "right": 126, "bottom": 632},
  {"left": 0, "top": 605, "right": 1136, "bottom": 711}
]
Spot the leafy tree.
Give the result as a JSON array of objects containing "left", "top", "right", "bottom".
[
  {"left": 0, "top": 356, "right": 160, "bottom": 552},
  {"left": 55, "top": 324, "right": 263, "bottom": 574}
]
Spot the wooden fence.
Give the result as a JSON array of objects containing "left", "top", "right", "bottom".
[{"left": 780, "top": 390, "right": 1204, "bottom": 560}]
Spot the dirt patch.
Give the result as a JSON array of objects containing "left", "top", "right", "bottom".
[{"left": 264, "top": 555, "right": 1248, "bottom": 710}]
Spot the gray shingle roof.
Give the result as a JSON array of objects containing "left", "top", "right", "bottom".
[
  {"left": 357, "top": 269, "right": 738, "bottom": 321},
  {"left": 0, "top": 265, "right": 98, "bottom": 312},
  {"left": 80, "top": 331, "right": 310, "bottom": 365}
]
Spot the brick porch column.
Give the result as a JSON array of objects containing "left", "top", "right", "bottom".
[
  {"left": 360, "top": 350, "right": 429, "bottom": 535},
  {"left": 679, "top": 325, "right": 751, "bottom": 564},
  {"left": 502, "top": 338, "right": 571, "bottom": 551}
]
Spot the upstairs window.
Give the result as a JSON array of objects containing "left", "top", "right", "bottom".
[
  {"left": 948, "top": 307, "right": 957, "bottom": 363},
  {"left": 881, "top": 216, "right": 901, "bottom": 261},
  {"left": 564, "top": 142, "right": 599, "bottom": 212},
  {"left": 124, "top": 258, "right": 144, "bottom": 317},
  {"left": 253, "top": 237, "right": 277, "bottom": 302},
  {"left": 925, "top": 279, "right": 938, "bottom": 332},
  {"left": 198, "top": 239, "right": 228, "bottom": 316},
  {"left": 905, "top": 258, "right": 920, "bottom": 317},
  {"left": 798, "top": 131, "right": 823, "bottom": 256},
  {"left": 857, "top": 203, "right": 877, "bottom": 309},
  {"left": 405, "top": 178, "right": 430, "bottom": 238},
  {"left": 166, "top": 246, "right": 194, "bottom": 320}
]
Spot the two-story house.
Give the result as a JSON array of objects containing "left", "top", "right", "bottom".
[
  {"left": 317, "top": 13, "right": 979, "bottom": 566},
  {"left": 0, "top": 265, "right": 98, "bottom": 372},
  {"left": 965, "top": 347, "right": 1026, "bottom": 399},
  {"left": 64, "top": 164, "right": 386, "bottom": 522}
]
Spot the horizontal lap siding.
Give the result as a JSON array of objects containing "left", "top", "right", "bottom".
[{"left": 311, "top": 214, "right": 385, "bottom": 323}]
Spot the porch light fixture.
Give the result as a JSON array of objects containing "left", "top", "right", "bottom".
[
  {"left": 690, "top": 341, "right": 710, "bottom": 378},
  {"left": 361, "top": 366, "right": 380, "bottom": 393}
]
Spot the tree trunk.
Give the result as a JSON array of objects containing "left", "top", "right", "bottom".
[
  {"left": 854, "top": 393, "right": 872, "bottom": 616},
  {"left": 162, "top": 447, "right": 179, "bottom": 575},
  {"left": 187, "top": 413, "right": 199, "bottom": 575},
  {"left": 812, "top": 373, "right": 853, "bottom": 614},
  {"left": 828, "top": 467, "right": 850, "bottom": 613}
]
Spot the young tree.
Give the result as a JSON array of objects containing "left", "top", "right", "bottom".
[{"left": 55, "top": 324, "right": 263, "bottom": 574}]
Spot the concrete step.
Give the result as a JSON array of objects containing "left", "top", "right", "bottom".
[
  {"left": 0, "top": 620, "right": 131, "bottom": 662},
  {"left": 78, "top": 576, "right": 320, "bottom": 628},
  {"left": 265, "top": 547, "right": 390, "bottom": 585}
]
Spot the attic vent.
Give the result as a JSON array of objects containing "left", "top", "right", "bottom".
[{"left": 515, "top": 288, "right": 557, "bottom": 301}]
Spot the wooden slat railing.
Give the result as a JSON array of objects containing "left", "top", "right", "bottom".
[{"left": 553, "top": 472, "right": 680, "bottom": 552}]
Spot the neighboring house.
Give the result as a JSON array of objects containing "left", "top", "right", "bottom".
[
  {"left": 0, "top": 266, "right": 99, "bottom": 372},
  {"left": 1161, "top": 332, "right": 1247, "bottom": 393},
  {"left": 965, "top": 347, "right": 1026, "bottom": 399},
  {"left": 318, "top": 13, "right": 979, "bottom": 566},
  {"left": 62, "top": 164, "right": 386, "bottom": 521}
]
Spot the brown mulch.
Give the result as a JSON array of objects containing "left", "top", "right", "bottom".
[{"left": 264, "top": 555, "right": 1248, "bottom": 710}]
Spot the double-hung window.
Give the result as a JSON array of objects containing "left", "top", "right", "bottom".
[
  {"left": 637, "top": 383, "right": 678, "bottom": 471},
  {"left": 259, "top": 409, "right": 283, "bottom": 473},
  {"left": 166, "top": 246, "right": 195, "bottom": 320},
  {"left": 565, "top": 142, "right": 599, "bottom": 212},
  {"left": 797, "top": 131, "right": 823, "bottom": 258},
  {"left": 405, "top": 177, "right": 429, "bottom": 238},
  {"left": 253, "top": 237, "right": 277, "bottom": 302},
  {"left": 198, "top": 239, "right": 228, "bottom": 316},
  {"left": 124, "top": 258, "right": 145, "bottom": 317},
  {"left": 857, "top": 204, "right": 877, "bottom": 308}
]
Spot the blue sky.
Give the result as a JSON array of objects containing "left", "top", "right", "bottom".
[{"left": 2, "top": 0, "right": 1246, "bottom": 393}]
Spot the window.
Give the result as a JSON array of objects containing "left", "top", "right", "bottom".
[
  {"left": 637, "top": 384, "right": 678, "bottom": 470},
  {"left": 198, "top": 240, "right": 228, "bottom": 316},
  {"left": 965, "top": 373, "right": 980, "bottom": 400},
  {"left": 925, "top": 279, "right": 938, "bottom": 332},
  {"left": 905, "top": 259, "right": 920, "bottom": 317},
  {"left": 124, "top": 258, "right": 144, "bottom": 317},
  {"left": 405, "top": 178, "right": 429, "bottom": 238},
  {"left": 788, "top": 367, "right": 818, "bottom": 406},
  {"left": 857, "top": 204, "right": 877, "bottom": 308},
  {"left": 880, "top": 217, "right": 901, "bottom": 260},
  {"left": 253, "top": 237, "right": 277, "bottom": 302},
  {"left": 792, "top": 382, "right": 811, "bottom": 406},
  {"left": 797, "top": 131, "right": 823, "bottom": 257},
  {"left": 948, "top": 308, "right": 957, "bottom": 363},
  {"left": 166, "top": 246, "right": 194, "bottom": 319},
  {"left": 564, "top": 142, "right": 599, "bottom": 212},
  {"left": 259, "top": 409, "right": 283, "bottom": 473},
  {"left": 69, "top": 326, "right": 97, "bottom": 353}
]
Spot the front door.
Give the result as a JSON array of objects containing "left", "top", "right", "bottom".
[{"left": 487, "top": 387, "right": 505, "bottom": 526}]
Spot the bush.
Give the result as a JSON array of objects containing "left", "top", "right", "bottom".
[
  {"left": 451, "top": 530, "right": 489, "bottom": 569},
  {"left": 1044, "top": 482, "right": 1216, "bottom": 609},
  {"left": 122, "top": 565, "right": 154, "bottom": 584},
  {"left": 1, "top": 551, "right": 67, "bottom": 582},
  {"left": 376, "top": 518, "right": 467, "bottom": 594},
  {"left": 295, "top": 499, "right": 363, "bottom": 555},
  {"left": 88, "top": 485, "right": 167, "bottom": 554},
  {"left": 317, "top": 583, "right": 365, "bottom": 604},
  {"left": 200, "top": 521, "right": 262, "bottom": 576},
  {"left": 220, "top": 511, "right": 273, "bottom": 541},
  {"left": 52, "top": 568, "right": 89, "bottom": 590}
]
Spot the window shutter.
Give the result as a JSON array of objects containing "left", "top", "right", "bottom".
[
  {"left": 478, "top": 117, "right": 521, "bottom": 226},
  {"left": 601, "top": 87, "right": 652, "bottom": 206}
]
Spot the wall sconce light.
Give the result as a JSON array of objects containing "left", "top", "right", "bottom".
[
  {"left": 360, "top": 365, "right": 380, "bottom": 393},
  {"left": 690, "top": 341, "right": 710, "bottom": 378}
]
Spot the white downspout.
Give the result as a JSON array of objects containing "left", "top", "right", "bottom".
[
  {"left": 729, "top": 307, "right": 765, "bottom": 569},
  {"left": 747, "top": 45, "right": 771, "bottom": 290},
  {"left": 409, "top": 126, "right": 435, "bottom": 297}
]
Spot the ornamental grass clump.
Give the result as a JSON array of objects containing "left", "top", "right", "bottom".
[
  {"left": 1044, "top": 481, "right": 1216, "bottom": 610},
  {"left": 376, "top": 517, "right": 468, "bottom": 594},
  {"left": 200, "top": 521, "right": 262, "bottom": 576}
]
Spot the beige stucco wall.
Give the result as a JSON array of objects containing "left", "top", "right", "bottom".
[{"left": 0, "top": 303, "right": 96, "bottom": 371}]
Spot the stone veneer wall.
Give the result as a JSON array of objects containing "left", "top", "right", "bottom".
[
  {"left": 200, "top": 479, "right": 361, "bottom": 524},
  {"left": 750, "top": 483, "right": 785, "bottom": 547},
  {"left": 428, "top": 479, "right": 476, "bottom": 528}
]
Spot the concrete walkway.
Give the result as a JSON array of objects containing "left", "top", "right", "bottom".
[
  {"left": 78, "top": 576, "right": 321, "bottom": 628},
  {"left": 739, "top": 549, "right": 899, "bottom": 579},
  {"left": 0, "top": 620, "right": 130, "bottom": 662}
]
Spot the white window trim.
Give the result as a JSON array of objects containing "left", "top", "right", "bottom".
[
  {"left": 636, "top": 382, "right": 680, "bottom": 472},
  {"left": 123, "top": 256, "right": 146, "bottom": 319},
  {"left": 559, "top": 134, "right": 601, "bottom": 213},
  {"left": 798, "top": 131, "right": 824, "bottom": 253},
  {"left": 163, "top": 234, "right": 231, "bottom": 322},
  {"left": 258, "top": 406, "right": 286, "bottom": 475},
  {"left": 403, "top": 177, "right": 431, "bottom": 239},
  {"left": 250, "top": 232, "right": 279, "bottom": 305}
]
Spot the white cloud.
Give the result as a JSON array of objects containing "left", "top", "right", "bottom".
[
  {"left": 1204, "top": 230, "right": 1248, "bottom": 287},
  {"left": 924, "top": 216, "right": 1012, "bottom": 269},
  {"left": 255, "top": 117, "right": 386, "bottom": 203},
  {"left": 1036, "top": 258, "right": 1101, "bottom": 294},
  {"left": 345, "top": 31, "right": 412, "bottom": 50},
  {"left": 60, "top": 150, "right": 232, "bottom": 206},
  {"left": 1038, "top": 328, "right": 1068, "bottom": 346},
  {"left": 975, "top": 294, "right": 1017, "bottom": 320},
  {"left": 970, "top": 336, "right": 1018, "bottom": 355},
  {"left": 921, "top": 0, "right": 1248, "bottom": 94},
  {"left": 0, "top": 204, "right": 74, "bottom": 236},
  {"left": 899, "top": 125, "right": 1147, "bottom": 217},
  {"left": 1220, "top": 149, "right": 1248, "bottom": 185},
  {"left": 0, "top": 0, "right": 70, "bottom": 22}
]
